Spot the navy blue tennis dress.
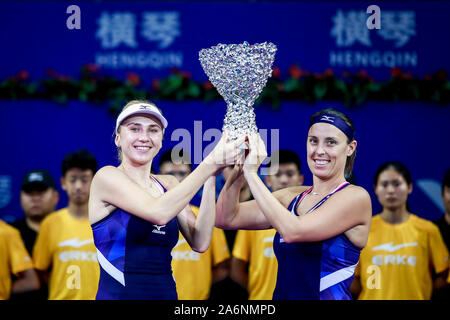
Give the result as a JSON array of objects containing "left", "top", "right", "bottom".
[
  {"left": 273, "top": 182, "right": 361, "bottom": 300},
  {"left": 92, "top": 175, "right": 179, "bottom": 300}
]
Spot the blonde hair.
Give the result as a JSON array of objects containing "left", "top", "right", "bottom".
[{"left": 115, "top": 99, "right": 164, "bottom": 162}]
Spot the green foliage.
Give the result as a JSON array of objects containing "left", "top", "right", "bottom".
[{"left": 1, "top": 65, "right": 448, "bottom": 114}]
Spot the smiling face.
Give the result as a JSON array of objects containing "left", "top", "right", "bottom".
[
  {"left": 306, "top": 123, "right": 356, "bottom": 180},
  {"left": 375, "top": 168, "right": 412, "bottom": 211},
  {"left": 115, "top": 114, "right": 163, "bottom": 166}
]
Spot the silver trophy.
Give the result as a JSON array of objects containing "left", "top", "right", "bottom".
[{"left": 199, "top": 41, "right": 277, "bottom": 141}]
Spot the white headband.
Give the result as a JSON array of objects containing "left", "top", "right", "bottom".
[{"left": 115, "top": 103, "right": 168, "bottom": 133}]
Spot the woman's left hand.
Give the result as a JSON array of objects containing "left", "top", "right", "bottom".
[
  {"left": 205, "top": 130, "right": 246, "bottom": 170},
  {"left": 243, "top": 133, "right": 267, "bottom": 176}
]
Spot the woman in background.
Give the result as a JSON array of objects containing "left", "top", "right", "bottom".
[{"left": 351, "top": 161, "right": 449, "bottom": 300}]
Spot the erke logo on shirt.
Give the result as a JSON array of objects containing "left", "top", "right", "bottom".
[
  {"left": 371, "top": 242, "right": 419, "bottom": 266},
  {"left": 58, "top": 238, "right": 94, "bottom": 248},
  {"left": 371, "top": 242, "right": 418, "bottom": 252}
]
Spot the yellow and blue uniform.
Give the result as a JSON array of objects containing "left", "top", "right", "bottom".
[
  {"left": 171, "top": 205, "right": 230, "bottom": 300},
  {"left": 0, "top": 220, "right": 34, "bottom": 300},
  {"left": 232, "top": 229, "right": 278, "bottom": 300},
  {"left": 33, "top": 208, "right": 100, "bottom": 300},
  {"left": 356, "top": 214, "right": 449, "bottom": 300}
]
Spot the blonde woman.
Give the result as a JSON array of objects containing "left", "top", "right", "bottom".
[{"left": 89, "top": 100, "right": 243, "bottom": 299}]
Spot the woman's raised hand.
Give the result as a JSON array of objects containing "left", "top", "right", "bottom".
[
  {"left": 243, "top": 133, "right": 267, "bottom": 176},
  {"left": 205, "top": 131, "right": 246, "bottom": 170}
]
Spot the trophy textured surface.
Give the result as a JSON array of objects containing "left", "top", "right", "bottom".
[{"left": 199, "top": 41, "right": 277, "bottom": 140}]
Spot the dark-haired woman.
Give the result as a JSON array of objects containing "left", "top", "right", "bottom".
[
  {"left": 351, "top": 161, "right": 449, "bottom": 300},
  {"left": 216, "top": 108, "right": 372, "bottom": 300}
]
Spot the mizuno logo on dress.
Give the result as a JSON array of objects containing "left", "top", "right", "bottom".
[
  {"left": 152, "top": 224, "right": 166, "bottom": 235},
  {"left": 371, "top": 242, "right": 418, "bottom": 252},
  {"left": 320, "top": 115, "right": 335, "bottom": 122},
  {"left": 58, "top": 238, "right": 94, "bottom": 248}
]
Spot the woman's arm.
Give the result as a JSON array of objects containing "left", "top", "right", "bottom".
[
  {"left": 12, "top": 268, "right": 40, "bottom": 294},
  {"left": 243, "top": 134, "right": 371, "bottom": 243},
  {"left": 212, "top": 259, "right": 230, "bottom": 284},
  {"left": 350, "top": 274, "right": 362, "bottom": 299},
  {"left": 90, "top": 133, "right": 245, "bottom": 225},
  {"left": 216, "top": 157, "right": 306, "bottom": 230},
  {"left": 230, "top": 257, "right": 249, "bottom": 290},
  {"left": 215, "top": 165, "right": 270, "bottom": 231},
  {"left": 245, "top": 172, "right": 371, "bottom": 242},
  {"left": 177, "top": 176, "right": 216, "bottom": 252},
  {"left": 91, "top": 161, "right": 215, "bottom": 225}
]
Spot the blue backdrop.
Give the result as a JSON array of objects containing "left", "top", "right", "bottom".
[{"left": 0, "top": 1, "right": 449, "bottom": 223}]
